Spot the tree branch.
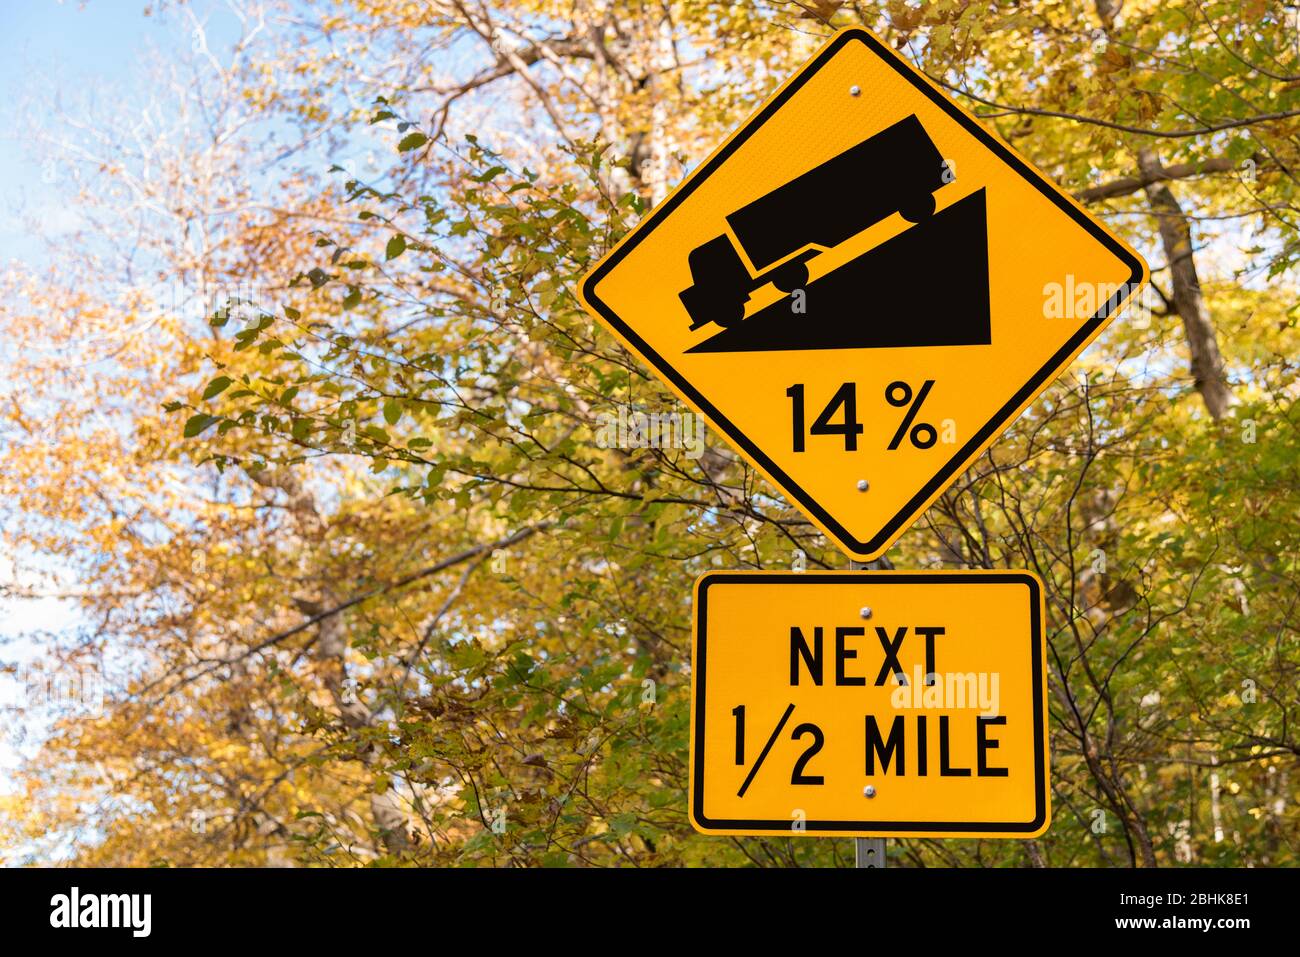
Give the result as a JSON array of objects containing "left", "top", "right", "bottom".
[{"left": 1078, "top": 155, "right": 1252, "bottom": 202}]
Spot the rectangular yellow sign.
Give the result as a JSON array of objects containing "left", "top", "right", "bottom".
[{"left": 689, "top": 570, "right": 1049, "bottom": 838}]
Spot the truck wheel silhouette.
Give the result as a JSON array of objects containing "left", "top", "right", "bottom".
[
  {"left": 681, "top": 285, "right": 745, "bottom": 329},
  {"left": 713, "top": 302, "right": 745, "bottom": 327},
  {"left": 770, "top": 259, "right": 809, "bottom": 293},
  {"left": 899, "top": 192, "right": 937, "bottom": 223}
]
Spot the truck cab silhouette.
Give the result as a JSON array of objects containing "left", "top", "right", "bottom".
[{"left": 679, "top": 114, "right": 949, "bottom": 330}]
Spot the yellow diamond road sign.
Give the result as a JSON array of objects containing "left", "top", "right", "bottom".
[
  {"left": 690, "top": 571, "right": 1049, "bottom": 838},
  {"left": 580, "top": 27, "right": 1148, "bottom": 561}
]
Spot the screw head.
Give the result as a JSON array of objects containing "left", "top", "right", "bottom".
[
  {"left": 856, "top": 479, "right": 869, "bottom": 492},
  {"left": 860, "top": 606, "right": 873, "bottom": 619},
  {"left": 850, "top": 85, "right": 862, "bottom": 97},
  {"left": 864, "top": 785, "right": 877, "bottom": 798}
]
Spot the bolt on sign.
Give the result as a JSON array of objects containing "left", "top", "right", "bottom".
[
  {"left": 689, "top": 571, "right": 1050, "bottom": 838},
  {"left": 579, "top": 27, "right": 1148, "bottom": 561}
]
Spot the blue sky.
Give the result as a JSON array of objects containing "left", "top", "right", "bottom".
[
  {"left": 0, "top": 0, "right": 242, "bottom": 798},
  {"left": 0, "top": 0, "right": 201, "bottom": 602},
  {"left": 0, "top": 1, "right": 244, "bottom": 263},
  {"left": 0, "top": 2, "right": 362, "bottom": 816},
  {"left": 1, "top": 2, "right": 148, "bottom": 262}
]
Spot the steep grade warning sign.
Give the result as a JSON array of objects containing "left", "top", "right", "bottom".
[{"left": 580, "top": 27, "right": 1147, "bottom": 561}]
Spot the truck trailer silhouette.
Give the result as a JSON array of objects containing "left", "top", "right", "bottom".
[{"left": 679, "top": 114, "right": 950, "bottom": 330}]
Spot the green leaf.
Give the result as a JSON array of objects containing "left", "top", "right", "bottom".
[
  {"left": 183, "top": 414, "right": 219, "bottom": 438},
  {"left": 386, "top": 234, "right": 406, "bottom": 260},
  {"left": 202, "top": 376, "right": 233, "bottom": 400},
  {"left": 342, "top": 287, "right": 362, "bottom": 310},
  {"left": 397, "top": 132, "right": 428, "bottom": 153},
  {"left": 471, "top": 165, "right": 508, "bottom": 183},
  {"left": 383, "top": 399, "right": 402, "bottom": 425}
]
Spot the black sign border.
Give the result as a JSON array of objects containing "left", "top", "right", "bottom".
[
  {"left": 691, "top": 570, "right": 1048, "bottom": 835},
  {"left": 581, "top": 28, "right": 1146, "bottom": 558}
]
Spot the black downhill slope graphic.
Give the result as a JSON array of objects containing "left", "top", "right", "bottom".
[{"left": 687, "top": 188, "right": 991, "bottom": 354}]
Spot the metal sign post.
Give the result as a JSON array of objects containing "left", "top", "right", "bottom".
[
  {"left": 855, "top": 837, "right": 887, "bottom": 868},
  {"left": 851, "top": 556, "right": 888, "bottom": 869}
]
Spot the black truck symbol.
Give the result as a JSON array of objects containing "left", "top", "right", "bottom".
[{"left": 679, "top": 114, "right": 950, "bottom": 330}]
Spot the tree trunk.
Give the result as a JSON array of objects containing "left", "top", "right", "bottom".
[
  {"left": 1138, "top": 149, "right": 1233, "bottom": 420},
  {"left": 251, "top": 466, "right": 412, "bottom": 856}
]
